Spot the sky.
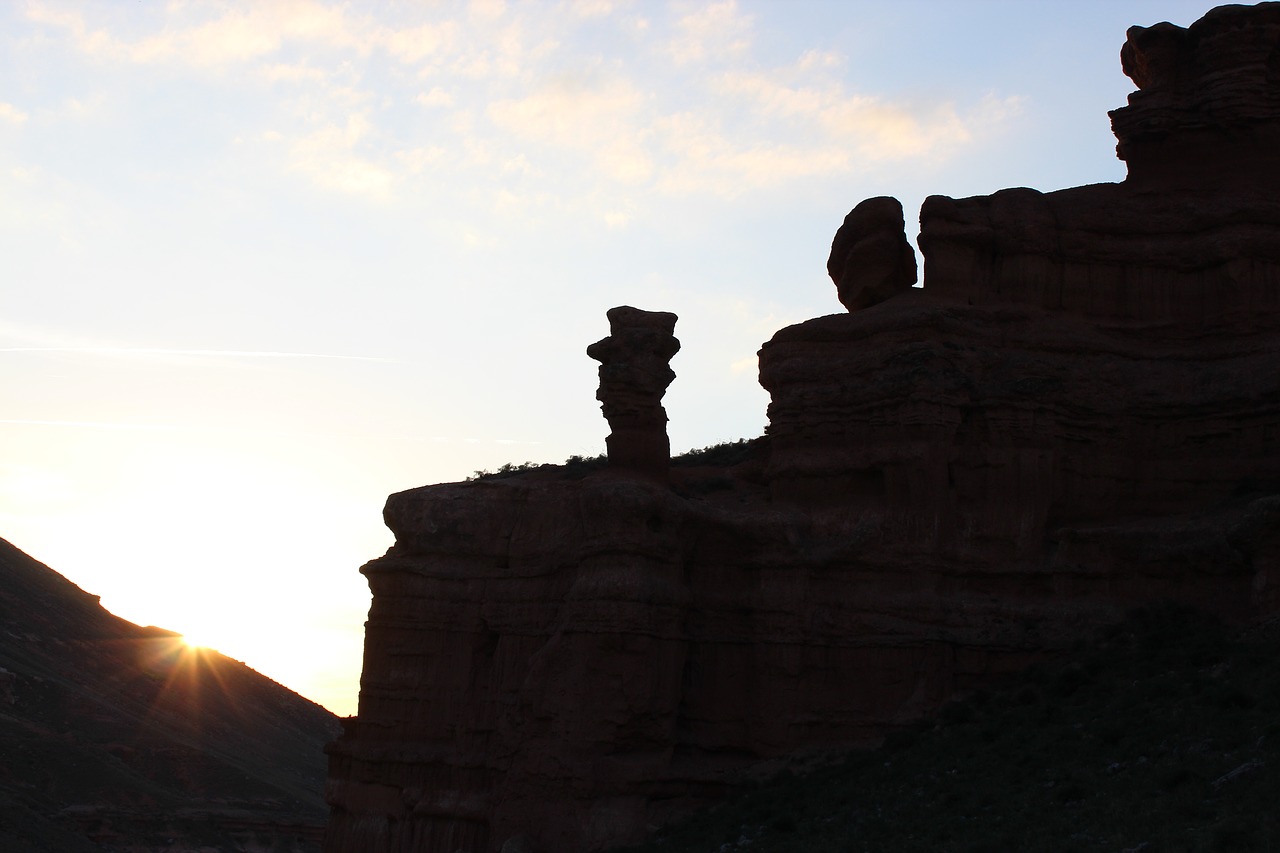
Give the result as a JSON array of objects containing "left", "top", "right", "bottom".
[{"left": 0, "top": 0, "right": 1220, "bottom": 717}]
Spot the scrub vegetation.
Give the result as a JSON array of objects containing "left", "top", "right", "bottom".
[{"left": 469, "top": 438, "right": 763, "bottom": 481}]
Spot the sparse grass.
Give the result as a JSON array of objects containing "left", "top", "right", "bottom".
[
  {"left": 468, "top": 453, "right": 607, "bottom": 481},
  {"left": 610, "top": 606, "right": 1280, "bottom": 853},
  {"left": 670, "top": 438, "right": 761, "bottom": 468},
  {"left": 468, "top": 438, "right": 763, "bottom": 481}
]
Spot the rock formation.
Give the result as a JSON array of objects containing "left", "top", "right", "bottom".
[
  {"left": 586, "top": 306, "right": 681, "bottom": 479},
  {"left": 827, "top": 195, "right": 918, "bottom": 311},
  {"left": 323, "top": 6, "right": 1280, "bottom": 852},
  {"left": 1113, "top": 2, "right": 1280, "bottom": 190}
]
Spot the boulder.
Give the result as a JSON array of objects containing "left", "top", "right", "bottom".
[{"left": 827, "top": 195, "right": 918, "bottom": 311}]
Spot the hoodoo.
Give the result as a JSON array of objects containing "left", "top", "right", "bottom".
[
  {"left": 323, "top": 5, "right": 1280, "bottom": 852},
  {"left": 586, "top": 306, "right": 681, "bottom": 480}
]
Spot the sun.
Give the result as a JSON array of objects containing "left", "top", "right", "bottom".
[{"left": 180, "top": 633, "right": 214, "bottom": 651}]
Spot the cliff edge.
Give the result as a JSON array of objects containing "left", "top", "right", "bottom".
[{"left": 323, "top": 5, "right": 1280, "bottom": 852}]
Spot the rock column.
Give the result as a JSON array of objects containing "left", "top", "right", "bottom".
[{"left": 587, "top": 306, "right": 680, "bottom": 479}]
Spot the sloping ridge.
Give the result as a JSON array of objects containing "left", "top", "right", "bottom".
[{"left": 0, "top": 536, "right": 341, "bottom": 853}]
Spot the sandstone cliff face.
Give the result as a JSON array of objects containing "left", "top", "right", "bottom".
[{"left": 324, "top": 6, "right": 1280, "bottom": 852}]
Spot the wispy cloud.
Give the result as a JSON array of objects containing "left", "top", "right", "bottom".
[
  {"left": 26, "top": 1, "right": 368, "bottom": 66},
  {"left": 381, "top": 20, "right": 459, "bottom": 64},
  {"left": 20, "top": 0, "right": 1022, "bottom": 209},
  {"left": 722, "top": 71, "right": 1020, "bottom": 162},
  {"left": 259, "top": 62, "right": 329, "bottom": 84},
  {"left": 488, "top": 74, "right": 654, "bottom": 184},
  {"left": 278, "top": 114, "right": 394, "bottom": 199},
  {"left": 414, "top": 87, "right": 454, "bottom": 108},
  {"left": 565, "top": 0, "right": 616, "bottom": 19},
  {"left": 0, "top": 103, "right": 28, "bottom": 124},
  {"left": 666, "top": 0, "right": 752, "bottom": 65}
]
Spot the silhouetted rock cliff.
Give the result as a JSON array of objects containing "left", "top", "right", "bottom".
[{"left": 324, "top": 5, "right": 1280, "bottom": 852}]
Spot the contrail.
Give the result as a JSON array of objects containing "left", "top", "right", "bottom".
[
  {"left": 0, "top": 418, "right": 178, "bottom": 431},
  {"left": 0, "top": 419, "right": 342, "bottom": 437},
  {"left": 0, "top": 347, "right": 393, "bottom": 361},
  {"left": 0, "top": 419, "right": 547, "bottom": 447}
]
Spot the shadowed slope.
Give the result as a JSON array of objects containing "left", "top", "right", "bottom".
[
  {"left": 611, "top": 608, "right": 1280, "bottom": 853},
  {"left": 0, "top": 536, "right": 341, "bottom": 852}
]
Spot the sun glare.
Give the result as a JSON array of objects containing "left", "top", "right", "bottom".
[{"left": 181, "top": 633, "right": 213, "bottom": 651}]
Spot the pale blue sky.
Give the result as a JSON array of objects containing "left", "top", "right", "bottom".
[{"left": 1, "top": 0, "right": 1216, "bottom": 714}]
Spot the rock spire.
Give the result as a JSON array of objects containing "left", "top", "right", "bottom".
[{"left": 586, "top": 306, "right": 680, "bottom": 478}]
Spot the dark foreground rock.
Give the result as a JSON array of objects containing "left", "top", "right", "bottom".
[
  {"left": 0, "top": 537, "right": 340, "bottom": 852},
  {"left": 324, "top": 5, "right": 1280, "bottom": 852},
  {"left": 613, "top": 607, "right": 1280, "bottom": 853}
]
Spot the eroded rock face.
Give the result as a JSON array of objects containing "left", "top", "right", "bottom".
[
  {"left": 1111, "top": 2, "right": 1280, "bottom": 189},
  {"left": 324, "top": 6, "right": 1280, "bottom": 852},
  {"left": 919, "top": 4, "right": 1280, "bottom": 318}
]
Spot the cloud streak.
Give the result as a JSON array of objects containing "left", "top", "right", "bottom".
[{"left": 0, "top": 418, "right": 182, "bottom": 431}]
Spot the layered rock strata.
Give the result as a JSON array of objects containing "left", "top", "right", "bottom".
[
  {"left": 324, "top": 6, "right": 1280, "bottom": 852},
  {"left": 1112, "top": 2, "right": 1280, "bottom": 189}
]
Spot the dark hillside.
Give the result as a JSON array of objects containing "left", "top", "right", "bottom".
[
  {"left": 0, "top": 536, "right": 340, "bottom": 852},
  {"left": 613, "top": 608, "right": 1280, "bottom": 853}
]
